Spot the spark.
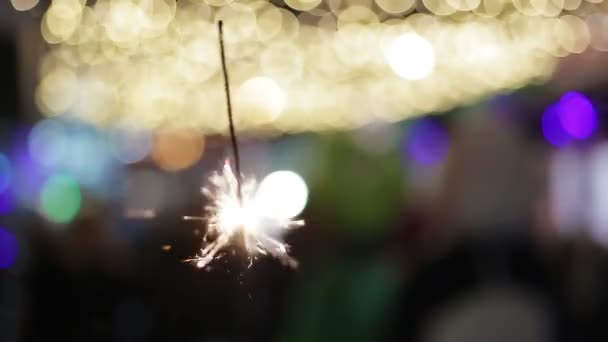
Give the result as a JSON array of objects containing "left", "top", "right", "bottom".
[{"left": 184, "top": 160, "right": 304, "bottom": 270}]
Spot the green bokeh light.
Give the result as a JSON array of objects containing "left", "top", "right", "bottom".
[{"left": 40, "top": 173, "right": 81, "bottom": 224}]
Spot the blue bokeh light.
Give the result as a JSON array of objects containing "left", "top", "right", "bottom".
[
  {"left": 28, "top": 118, "right": 69, "bottom": 167},
  {"left": 108, "top": 127, "right": 152, "bottom": 164},
  {"left": 0, "top": 227, "right": 18, "bottom": 269},
  {"left": 0, "top": 153, "right": 12, "bottom": 193},
  {"left": 14, "top": 145, "right": 50, "bottom": 208},
  {"left": 542, "top": 104, "right": 571, "bottom": 147},
  {"left": 404, "top": 118, "right": 449, "bottom": 166},
  {"left": 25, "top": 119, "right": 118, "bottom": 197},
  {"left": 65, "top": 126, "right": 115, "bottom": 188}
]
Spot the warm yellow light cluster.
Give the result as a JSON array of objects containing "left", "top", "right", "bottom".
[{"left": 35, "top": 0, "right": 606, "bottom": 133}]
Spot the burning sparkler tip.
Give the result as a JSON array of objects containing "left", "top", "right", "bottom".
[{"left": 184, "top": 159, "right": 305, "bottom": 270}]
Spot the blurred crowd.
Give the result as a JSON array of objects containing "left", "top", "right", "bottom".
[
  {"left": 2, "top": 1, "right": 608, "bottom": 342},
  {"left": 2, "top": 106, "right": 608, "bottom": 342}
]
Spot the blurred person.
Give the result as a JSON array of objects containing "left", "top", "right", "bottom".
[
  {"left": 431, "top": 114, "right": 539, "bottom": 242},
  {"left": 386, "top": 114, "right": 574, "bottom": 341},
  {"left": 277, "top": 133, "right": 406, "bottom": 342}
]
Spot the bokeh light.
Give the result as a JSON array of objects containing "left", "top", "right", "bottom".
[
  {"left": 404, "top": 118, "right": 449, "bottom": 166},
  {"left": 151, "top": 130, "right": 205, "bottom": 172},
  {"left": 285, "top": 0, "right": 323, "bottom": 11},
  {"left": 0, "top": 191, "right": 15, "bottom": 216},
  {"left": 40, "top": 173, "right": 82, "bottom": 224},
  {"left": 32, "top": 0, "right": 593, "bottom": 133},
  {"left": 386, "top": 33, "right": 435, "bottom": 81},
  {"left": 256, "top": 170, "right": 309, "bottom": 219},
  {"left": 108, "top": 126, "right": 152, "bottom": 164},
  {"left": 28, "top": 119, "right": 68, "bottom": 167},
  {"left": 376, "top": 0, "right": 415, "bottom": 14},
  {"left": 587, "top": 13, "right": 608, "bottom": 51},
  {"left": 63, "top": 126, "right": 116, "bottom": 189},
  {"left": 28, "top": 119, "right": 117, "bottom": 192},
  {"left": 542, "top": 104, "right": 571, "bottom": 147},
  {"left": 10, "top": 0, "right": 39, "bottom": 11},
  {"left": 36, "top": 67, "right": 78, "bottom": 114},
  {"left": 13, "top": 144, "right": 50, "bottom": 209},
  {"left": 0, "top": 227, "right": 18, "bottom": 269},
  {"left": 589, "top": 143, "right": 608, "bottom": 247},
  {"left": 236, "top": 76, "right": 287, "bottom": 123},
  {"left": 0, "top": 153, "right": 12, "bottom": 194},
  {"left": 556, "top": 91, "right": 596, "bottom": 139},
  {"left": 542, "top": 91, "right": 596, "bottom": 147}
]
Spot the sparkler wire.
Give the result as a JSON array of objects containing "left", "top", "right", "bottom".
[
  {"left": 181, "top": 21, "right": 303, "bottom": 270},
  {"left": 218, "top": 20, "right": 243, "bottom": 203}
]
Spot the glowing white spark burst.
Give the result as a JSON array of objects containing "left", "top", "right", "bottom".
[{"left": 184, "top": 161, "right": 304, "bottom": 270}]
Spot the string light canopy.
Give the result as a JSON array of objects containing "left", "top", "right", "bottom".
[{"left": 35, "top": 0, "right": 603, "bottom": 133}]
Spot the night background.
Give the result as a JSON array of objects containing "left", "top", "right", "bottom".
[{"left": 2, "top": 1, "right": 608, "bottom": 341}]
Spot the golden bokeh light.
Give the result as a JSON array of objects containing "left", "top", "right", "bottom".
[
  {"left": 473, "top": 0, "right": 505, "bottom": 17},
  {"left": 34, "top": 0, "right": 605, "bottom": 134},
  {"left": 375, "top": 0, "right": 415, "bottom": 14},
  {"left": 256, "top": 4, "right": 284, "bottom": 41},
  {"left": 151, "top": 130, "right": 205, "bottom": 171},
  {"left": 261, "top": 43, "right": 304, "bottom": 83},
  {"left": 587, "top": 14, "right": 608, "bottom": 52},
  {"left": 215, "top": 3, "right": 257, "bottom": 45},
  {"left": 387, "top": 33, "right": 435, "bottom": 80},
  {"left": 236, "top": 76, "right": 287, "bottom": 124},
  {"left": 36, "top": 67, "right": 78, "bottom": 115},
  {"left": 530, "top": 0, "right": 564, "bottom": 17},
  {"left": 423, "top": 0, "right": 458, "bottom": 16},
  {"left": 204, "top": 0, "right": 234, "bottom": 7},
  {"left": 562, "top": 0, "right": 581, "bottom": 10},
  {"left": 447, "top": 0, "right": 481, "bottom": 12},
  {"left": 337, "top": 5, "right": 378, "bottom": 29},
  {"left": 557, "top": 15, "right": 590, "bottom": 54},
  {"left": 285, "top": 0, "right": 323, "bottom": 11}
]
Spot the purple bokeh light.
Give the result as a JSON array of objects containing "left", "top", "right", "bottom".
[
  {"left": 0, "top": 191, "right": 15, "bottom": 215},
  {"left": 542, "top": 91, "right": 597, "bottom": 147},
  {"left": 557, "top": 91, "right": 597, "bottom": 139},
  {"left": 0, "top": 227, "right": 17, "bottom": 269},
  {"left": 404, "top": 118, "right": 449, "bottom": 166}
]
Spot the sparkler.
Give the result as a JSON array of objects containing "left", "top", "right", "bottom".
[{"left": 184, "top": 21, "right": 305, "bottom": 270}]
